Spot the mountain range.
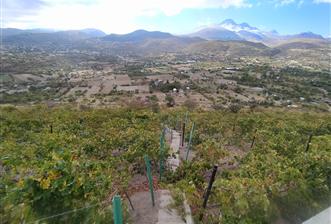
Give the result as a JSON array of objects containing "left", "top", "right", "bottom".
[
  {"left": 1, "top": 19, "right": 329, "bottom": 58},
  {"left": 188, "top": 19, "right": 325, "bottom": 45},
  {"left": 1, "top": 19, "right": 327, "bottom": 45}
]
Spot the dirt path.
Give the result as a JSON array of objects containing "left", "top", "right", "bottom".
[
  {"left": 129, "top": 128, "right": 192, "bottom": 224},
  {"left": 168, "top": 129, "right": 181, "bottom": 171},
  {"left": 129, "top": 190, "right": 185, "bottom": 224},
  {"left": 129, "top": 189, "right": 186, "bottom": 224},
  {"left": 166, "top": 128, "right": 194, "bottom": 224},
  {"left": 157, "top": 190, "right": 186, "bottom": 224},
  {"left": 130, "top": 191, "right": 160, "bottom": 224}
]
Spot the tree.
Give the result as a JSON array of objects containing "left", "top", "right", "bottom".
[
  {"left": 165, "top": 95, "right": 175, "bottom": 107},
  {"left": 228, "top": 103, "right": 242, "bottom": 113}
]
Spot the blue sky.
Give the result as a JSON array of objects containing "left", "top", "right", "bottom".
[{"left": 2, "top": 0, "right": 331, "bottom": 36}]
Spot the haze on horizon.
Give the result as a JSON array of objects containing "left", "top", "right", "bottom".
[{"left": 1, "top": 0, "right": 331, "bottom": 36}]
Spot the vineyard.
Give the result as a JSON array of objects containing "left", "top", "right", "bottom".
[{"left": 0, "top": 105, "right": 330, "bottom": 223}]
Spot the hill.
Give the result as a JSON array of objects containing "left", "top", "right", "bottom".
[
  {"left": 184, "top": 40, "right": 271, "bottom": 57},
  {"left": 102, "top": 29, "right": 174, "bottom": 42},
  {"left": 2, "top": 26, "right": 330, "bottom": 65}
]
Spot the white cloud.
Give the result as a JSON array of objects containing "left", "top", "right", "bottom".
[
  {"left": 3, "top": 0, "right": 251, "bottom": 33},
  {"left": 274, "top": 0, "right": 296, "bottom": 7},
  {"left": 273, "top": 0, "right": 331, "bottom": 6},
  {"left": 272, "top": 0, "right": 330, "bottom": 7},
  {"left": 298, "top": 0, "right": 305, "bottom": 7},
  {"left": 313, "top": 0, "right": 331, "bottom": 3}
]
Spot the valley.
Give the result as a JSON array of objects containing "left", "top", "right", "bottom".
[{"left": 1, "top": 25, "right": 330, "bottom": 111}]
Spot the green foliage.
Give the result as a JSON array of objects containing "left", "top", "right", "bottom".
[
  {"left": 165, "top": 95, "right": 175, "bottom": 107},
  {"left": 1, "top": 105, "right": 330, "bottom": 223},
  {"left": 215, "top": 177, "right": 272, "bottom": 223},
  {"left": 168, "top": 109, "right": 331, "bottom": 223},
  {"left": 0, "top": 106, "right": 160, "bottom": 223}
]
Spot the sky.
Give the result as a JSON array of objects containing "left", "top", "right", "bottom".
[{"left": 1, "top": 0, "right": 331, "bottom": 36}]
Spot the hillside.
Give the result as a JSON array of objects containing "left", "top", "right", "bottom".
[
  {"left": 102, "top": 29, "right": 174, "bottom": 42},
  {"left": 3, "top": 29, "right": 279, "bottom": 57},
  {"left": 2, "top": 29, "right": 106, "bottom": 48},
  {"left": 1, "top": 106, "right": 330, "bottom": 223},
  {"left": 184, "top": 40, "right": 270, "bottom": 56}
]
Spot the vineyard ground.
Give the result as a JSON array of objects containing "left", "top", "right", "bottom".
[
  {"left": 1, "top": 106, "right": 330, "bottom": 223},
  {"left": 129, "top": 128, "right": 189, "bottom": 224}
]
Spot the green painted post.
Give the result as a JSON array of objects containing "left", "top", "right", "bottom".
[
  {"left": 144, "top": 155, "right": 155, "bottom": 206},
  {"left": 186, "top": 122, "right": 195, "bottom": 161},
  {"left": 112, "top": 195, "right": 123, "bottom": 224},
  {"left": 159, "top": 128, "right": 165, "bottom": 180}
]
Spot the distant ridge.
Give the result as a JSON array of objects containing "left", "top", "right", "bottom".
[
  {"left": 1, "top": 28, "right": 57, "bottom": 37},
  {"left": 2, "top": 21, "right": 327, "bottom": 46},
  {"left": 1, "top": 28, "right": 106, "bottom": 38},
  {"left": 290, "top": 32, "right": 324, "bottom": 39},
  {"left": 2, "top": 22, "right": 329, "bottom": 53},
  {"left": 102, "top": 29, "right": 174, "bottom": 42},
  {"left": 2, "top": 29, "right": 106, "bottom": 47}
]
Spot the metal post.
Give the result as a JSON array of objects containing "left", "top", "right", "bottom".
[
  {"left": 305, "top": 133, "right": 313, "bottom": 152},
  {"left": 50, "top": 124, "right": 53, "bottom": 133},
  {"left": 124, "top": 191, "right": 134, "bottom": 211},
  {"left": 199, "top": 165, "right": 218, "bottom": 221},
  {"left": 250, "top": 135, "right": 256, "bottom": 149},
  {"left": 181, "top": 122, "right": 186, "bottom": 147},
  {"left": 112, "top": 195, "right": 123, "bottom": 224},
  {"left": 186, "top": 122, "right": 195, "bottom": 161},
  {"left": 144, "top": 155, "right": 155, "bottom": 206}
]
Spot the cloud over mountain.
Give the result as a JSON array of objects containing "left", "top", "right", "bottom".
[
  {"left": 189, "top": 19, "right": 327, "bottom": 44},
  {"left": 2, "top": 0, "right": 329, "bottom": 35},
  {"left": 2, "top": 0, "right": 251, "bottom": 33}
]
